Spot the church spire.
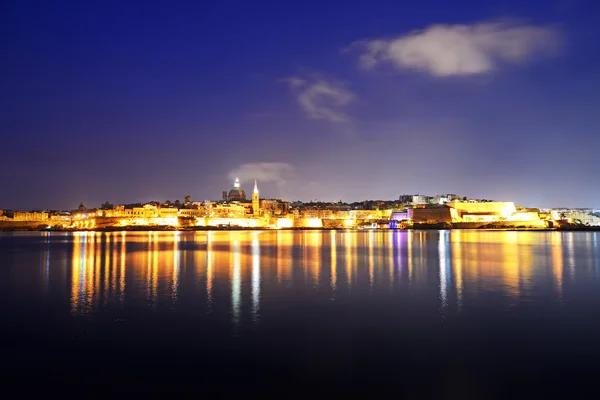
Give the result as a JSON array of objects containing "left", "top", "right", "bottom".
[
  {"left": 252, "top": 179, "right": 260, "bottom": 217},
  {"left": 234, "top": 177, "right": 240, "bottom": 188}
]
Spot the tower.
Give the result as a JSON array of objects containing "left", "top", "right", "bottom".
[{"left": 252, "top": 179, "right": 260, "bottom": 217}]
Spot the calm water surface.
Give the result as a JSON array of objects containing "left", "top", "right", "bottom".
[{"left": 2, "top": 230, "right": 600, "bottom": 395}]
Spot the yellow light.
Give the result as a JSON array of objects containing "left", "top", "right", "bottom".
[
  {"left": 306, "top": 218, "right": 322, "bottom": 228},
  {"left": 277, "top": 218, "right": 293, "bottom": 229}
]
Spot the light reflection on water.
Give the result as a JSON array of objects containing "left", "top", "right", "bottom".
[{"left": 1, "top": 230, "right": 600, "bottom": 325}]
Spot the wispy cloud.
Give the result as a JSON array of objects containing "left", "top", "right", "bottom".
[
  {"left": 228, "top": 162, "right": 294, "bottom": 185},
  {"left": 282, "top": 75, "right": 356, "bottom": 123},
  {"left": 349, "top": 20, "right": 561, "bottom": 77}
]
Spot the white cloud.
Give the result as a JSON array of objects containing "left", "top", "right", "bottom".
[
  {"left": 350, "top": 20, "right": 561, "bottom": 77},
  {"left": 283, "top": 76, "right": 356, "bottom": 123},
  {"left": 228, "top": 162, "right": 294, "bottom": 185}
]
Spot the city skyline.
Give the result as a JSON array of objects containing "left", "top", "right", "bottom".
[
  {"left": 2, "top": 1, "right": 600, "bottom": 210},
  {"left": 2, "top": 174, "right": 597, "bottom": 213}
]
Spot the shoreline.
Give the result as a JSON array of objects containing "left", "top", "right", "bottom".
[{"left": 1, "top": 225, "right": 599, "bottom": 233}]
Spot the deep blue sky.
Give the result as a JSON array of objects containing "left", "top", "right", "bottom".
[{"left": 2, "top": 0, "right": 599, "bottom": 209}]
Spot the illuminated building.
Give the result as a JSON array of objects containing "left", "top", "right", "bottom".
[
  {"left": 411, "top": 195, "right": 428, "bottom": 205},
  {"left": 132, "top": 204, "right": 159, "bottom": 218},
  {"left": 226, "top": 177, "right": 247, "bottom": 201},
  {"left": 211, "top": 203, "right": 247, "bottom": 218},
  {"left": 446, "top": 201, "right": 517, "bottom": 221},
  {"left": 179, "top": 208, "right": 205, "bottom": 218},
  {"left": 158, "top": 207, "right": 178, "bottom": 218},
  {"left": 552, "top": 209, "right": 600, "bottom": 226},
  {"left": 13, "top": 211, "right": 49, "bottom": 221},
  {"left": 260, "top": 199, "right": 290, "bottom": 216}
]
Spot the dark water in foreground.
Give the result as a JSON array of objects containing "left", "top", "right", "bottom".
[{"left": 1, "top": 230, "right": 600, "bottom": 395}]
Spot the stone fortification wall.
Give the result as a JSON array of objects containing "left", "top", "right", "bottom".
[
  {"left": 322, "top": 219, "right": 349, "bottom": 229},
  {"left": 452, "top": 220, "right": 547, "bottom": 229},
  {"left": 0, "top": 221, "right": 55, "bottom": 229},
  {"left": 292, "top": 218, "right": 323, "bottom": 228},
  {"left": 410, "top": 208, "right": 453, "bottom": 223},
  {"left": 197, "top": 218, "right": 266, "bottom": 228}
]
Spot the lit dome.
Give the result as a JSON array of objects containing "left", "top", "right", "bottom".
[
  {"left": 227, "top": 177, "right": 247, "bottom": 201},
  {"left": 228, "top": 188, "right": 247, "bottom": 201}
]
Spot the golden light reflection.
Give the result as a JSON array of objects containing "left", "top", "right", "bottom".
[
  {"left": 595, "top": 233, "right": 600, "bottom": 278},
  {"left": 61, "top": 229, "right": 587, "bottom": 323},
  {"left": 93, "top": 233, "right": 101, "bottom": 308},
  {"left": 353, "top": 232, "right": 360, "bottom": 287},
  {"left": 119, "top": 232, "right": 126, "bottom": 304},
  {"left": 407, "top": 231, "right": 413, "bottom": 283},
  {"left": 276, "top": 231, "right": 293, "bottom": 285},
  {"left": 368, "top": 231, "right": 374, "bottom": 289},
  {"left": 153, "top": 233, "right": 159, "bottom": 300},
  {"left": 84, "top": 233, "right": 96, "bottom": 311},
  {"left": 104, "top": 233, "right": 111, "bottom": 305},
  {"left": 146, "top": 232, "right": 158, "bottom": 305},
  {"left": 70, "top": 232, "right": 99, "bottom": 315},
  {"left": 565, "top": 232, "right": 576, "bottom": 277},
  {"left": 206, "top": 231, "right": 214, "bottom": 307},
  {"left": 449, "top": 231, "right": 549, "bottom": 303},
  {"left": 450, "top": 230, "right": 463, "bottom": 311},
  {"left": 345, "top": 230, "right": 352, "bottom": 289},
  {"left": 172, "top": 231, "right": 180, "bottom": 302},
  {"left": 302, "top": 232, "right": 308, "bottom": 283},
  {"left": 308, "top": 231, "right": 321, "bottom": 285},
  {"left": 387, "top": 232, "right": 394, "bottom": 289},
  {"left": 438, "top": 231, "right": 448, "bottom": 311},
  {"left": 111, "top": 233, "right": 118, "bottom": 299},
  {"left": 251, "top": 235, "right": 260, "bottom": 320},
  {"left": 71, "top": 233, "right": 82, "bottom": 313},
  {"left": 43, "top": 232, "right": 50, "bottom": 293},
  {"left": 550, "top": 232, "right": 563, "bottom": 298},
  {"left": 330, "top": 230, "right": 337, "bottom": 292},
  {"left": 501, "top": 232, "right": 521, "bottom": 298},
  {"left": 394, "top": 231, "right": 402, "bottom": 285},
  {"left": 231, "top": 237, "right": 241, "bottom": 325}
]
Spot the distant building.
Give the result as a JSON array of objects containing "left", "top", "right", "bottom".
[
  {"left": 552, "top": 209, "right": 600, "bottom": 226},
  {"left": 158, "top": 207, "right": 178, "bottom": 218},
  {"left": 412, "top": 195, "right": 428, "bottom": 205},
  {"left": 398, "top": 195, "right": 412, "bottom": 204},
  {"left": 226, "top": 177, "right": 247, "bottom": 201},
  {"left": 391, "top": 210, "right": 409, "bottom": 221},
  {"left": 260, "top": 199, "right": 290, "bottom": 216},
  {"left": 446, "top": 201, "right": 517, "bottom": 222},
  {"left": 211, "top": 203, "right": 247, "bottom": 218},
  {"left": 13, "top": 211, "right": 49, "bottom": 221},
  {"left": 402, "top": 201, "right": 544, "bottom": 225},
  {"left": 435, "top": 194, "right": 460, "bottom": 204}
]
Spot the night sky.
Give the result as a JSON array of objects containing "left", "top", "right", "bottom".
[{"left": 2, "top": 0, "right": 599, "bottom": 210}]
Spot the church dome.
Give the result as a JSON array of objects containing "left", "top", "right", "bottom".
[
  {"left": 227, "top": 177, "right": 247, "bottom": 201},
  {"left": 228, "top": 188, "right": 247, "bottom": 201}
]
